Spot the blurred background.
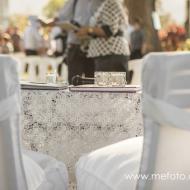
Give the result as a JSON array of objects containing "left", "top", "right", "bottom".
[
  {"left": 1, "top": 0, "right": 190, "bottom": 85},
  {"left": 1, "top": 0, "right": 190, "bottom": 54}
]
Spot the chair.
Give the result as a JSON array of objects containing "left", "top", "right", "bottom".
[
  {"left": 0, "top": 55, "right": 68, "bottom": 190},
  {"left": 76, "top": 52, "right": 190, "bottom": 190},
  {"left": 13, "top": 53, "right": 27, "bottom": 78},
  {"left": 128, "top": 59, "right": 143, "bottom": 85}
]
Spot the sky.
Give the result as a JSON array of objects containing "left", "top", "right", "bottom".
[{"left": 9, "top": 0, "right": 187, "bottom": 24}]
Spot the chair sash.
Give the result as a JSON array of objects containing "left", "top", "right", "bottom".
[{"left": 143, "top": 93, "right": 190, "bottom": 131}]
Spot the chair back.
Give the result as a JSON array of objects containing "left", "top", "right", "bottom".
[
  {"left": 137, "top": 52, "right": 190, "bottom": 190},
  {"left": 0, "top": 55, "right": 27, "bottom": 190},
  {"left": 26, "top": 56, "right": 58, "bottom": 82},
  {"left": 128, "top": 59, "right": 143, "bottom": 85}
]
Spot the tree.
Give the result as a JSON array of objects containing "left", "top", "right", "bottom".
[
  {"left": 43, "top": 0, "right": 65, "bottom": 18},
  {"left": 8, "top": 14, "right": 28, "bottom": 32},
  {"left": 125, "top": 0, "right": 161, "bottom": 52},
  {"left": 185, "top": 0, "right": 190, "bottom": 37}
]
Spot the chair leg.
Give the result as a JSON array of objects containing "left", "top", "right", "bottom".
[
  {"left": 36, "top": 65, "right": 39, "bottom": 76},
  {"left": 25, "top": 63, "right": 29, "bottom": 73}
]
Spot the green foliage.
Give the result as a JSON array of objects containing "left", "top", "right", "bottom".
[
  {"left": 8, "top": 14, "right": 28, "bottom": 32},
  {"left": 43, "top": 0, "right": 65, "bottom": 18}
]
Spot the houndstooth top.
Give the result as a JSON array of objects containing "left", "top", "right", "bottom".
[{"left": 87, "top": 0, "right": 130, "bottom": 58}]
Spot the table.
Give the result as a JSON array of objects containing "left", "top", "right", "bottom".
[{"left": 21, "top": 88, "right": 143, "bottom": 187}]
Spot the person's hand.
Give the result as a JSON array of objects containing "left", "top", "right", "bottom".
[
  {"left": 76, "top": 27, "right": 89, "bottom": 39},
  {"left": 38, "top": 19, "right": 47, "bottom": 27},
  {"left": 38, "top": 18, "right": 57, "bottom": 27}
]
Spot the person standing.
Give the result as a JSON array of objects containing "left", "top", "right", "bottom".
[
  {"left": 61, "top": 0, "right": 103, "bottom": 84},
  {"left": 23, "top": 16, "right": 45, "bottom": 56},
  {"left": 41, "top": 0, "right": 102, "bottom": 84},
  {"left": 130, "top": 18, "right": 145, "bottom": 60},
  {"left": 10, "top": 27, "right": 22, "bottom": 53},
  {"left": 76, "top": 0, "right": 130, "bottom": 74}
]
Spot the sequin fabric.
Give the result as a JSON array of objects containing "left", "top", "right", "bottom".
[{"left": 21, "top": 90, "right": 143, "bottom": 189}]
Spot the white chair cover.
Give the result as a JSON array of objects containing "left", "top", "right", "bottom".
[
  {"left": 76, "top": 52, "right": 190, "bottom": 190},
  {"left": 0, "top": 55, "right": 68, "bottom": 190},
  {"left": 137, "top": 52, "right": 190, "bottom": 190},
  {"left": 0, "top": 55, "right": 28, "bottom": 190},
  {"left": 76, "top": 137, "right": 143, "bottom": 190}
]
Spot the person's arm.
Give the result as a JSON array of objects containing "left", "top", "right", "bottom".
[
  {"left": 76, "top": 0, "right": 126, "bottom": 39},
  {"left": 39, "top": 0, "right": 75, "bottom": 27},
  {"left": 99, "top": 0, "right": 127, "bottom": 37},
  {"left": 76, "top": 26, "right": 107, "bottom": 39},
  {"left": 38, "top": 18, "right": 58, "bottom": 27}
]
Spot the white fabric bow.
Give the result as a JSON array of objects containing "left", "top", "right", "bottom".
[{"left": 143, "top": 93, "right": 190, "bottom": 130}]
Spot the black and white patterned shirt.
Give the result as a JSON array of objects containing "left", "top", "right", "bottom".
[{"left": 87, "top": 0, "right": 130, "bottom": 58}]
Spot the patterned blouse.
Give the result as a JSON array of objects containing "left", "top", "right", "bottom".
[{"left": 87, "top": 0, "right": 130, "bottom": 58}]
